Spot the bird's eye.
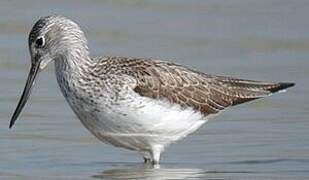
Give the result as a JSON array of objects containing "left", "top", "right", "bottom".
[{"left": 35, "top": 36, "right": 45, "bottom": 47}]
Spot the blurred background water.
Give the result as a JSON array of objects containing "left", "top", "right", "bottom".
[{"left": 0, "top": 0, "right": 308, "bottom": 179}]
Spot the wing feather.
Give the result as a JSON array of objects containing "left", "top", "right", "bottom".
[{"left": 95, "top": 57, "right": 294, "bottom": 116}]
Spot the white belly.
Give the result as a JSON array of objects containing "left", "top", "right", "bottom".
[{"left": 74, "top": 95, "right": 208, "bottom": 152}]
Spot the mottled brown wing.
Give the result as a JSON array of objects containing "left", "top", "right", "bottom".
[{"left": 99, "top": 57, "right": 294, "bottom": 116}]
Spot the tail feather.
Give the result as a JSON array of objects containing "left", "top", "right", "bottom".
[
  {"left": 213, "top": 76, "right": 295, "bottom": 106},
  {"left": 267, "top": 82, "right": 295, "bottom": 93}
]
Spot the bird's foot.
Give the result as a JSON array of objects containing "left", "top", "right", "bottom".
[{"left": 143, "top": 157, "right": 151, "bottom": 163}]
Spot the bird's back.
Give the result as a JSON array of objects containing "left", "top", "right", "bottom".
[{"left": 92, "top": 56, "right": 294, "bottom": 116}]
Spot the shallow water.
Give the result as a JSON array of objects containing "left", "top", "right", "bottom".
[{"left": 0, "top": 0, "right": 308, "bottom": 179}]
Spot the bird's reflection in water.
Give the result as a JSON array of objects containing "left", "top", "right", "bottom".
[{"left": 92, "top": 163, "right": 205, "bottom": 180}]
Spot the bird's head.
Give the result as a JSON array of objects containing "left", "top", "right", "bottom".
[{"left": 10, "top": 15, "right": 87, "bottom": 128}]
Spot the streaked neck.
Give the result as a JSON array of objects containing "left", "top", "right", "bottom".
[{"left": 54, "top": 43, "right": 94, "bottom": 75}]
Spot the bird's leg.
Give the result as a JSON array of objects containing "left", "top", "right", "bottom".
[
  {"left": 144, "top": 157, "right": 151, "bottom": 163},
  {"left": 150, "top": 145, "right": 163, "bottom": 165},
  {"left": 141, "top": 151, "right": 151, "bottom": 163}
]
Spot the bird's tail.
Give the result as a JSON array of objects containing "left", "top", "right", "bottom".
[{"left": 212, "top": 76, "right": 295, "bottom": 106}]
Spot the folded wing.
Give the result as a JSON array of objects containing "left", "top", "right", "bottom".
[{"left": 99, "top": 57, "right": 294, "bottom": 116}]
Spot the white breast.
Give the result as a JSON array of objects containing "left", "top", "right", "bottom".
[
  {"left": 76, "top": 93, "right": 209, "bottom": 152},
  {"left": 54, "top": 62, "right": 209, "bottom": 153}
]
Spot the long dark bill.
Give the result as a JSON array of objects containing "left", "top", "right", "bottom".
[{"left": 9, "top": 62, "right": 40, "bottom": 128}]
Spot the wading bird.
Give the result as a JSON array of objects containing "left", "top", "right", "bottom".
[{"left": 10, "top": 16, "right": 294, "bottom": 165}]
